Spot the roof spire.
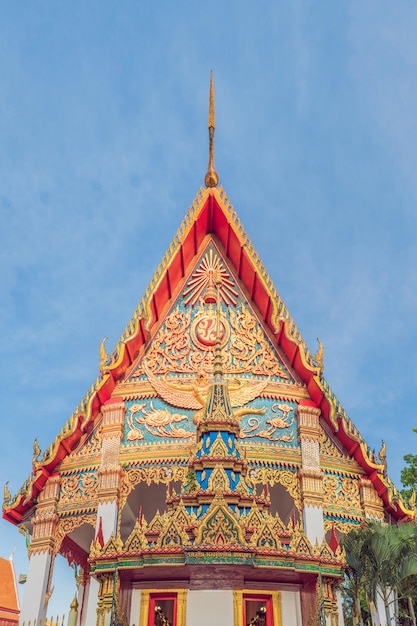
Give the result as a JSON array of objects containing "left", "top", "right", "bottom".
[{"left": 204, "top": 71, "right": 219, "bottom": 188}]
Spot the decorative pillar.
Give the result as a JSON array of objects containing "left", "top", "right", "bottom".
[
  {"left": 322, "top": 578, "right": 339, "bottom": 626},
  {"left": 77, "top": 573, "right": 88, "bottom": 626},
  {"left": 360, "top": 477, "right": 384, "bottom": 520},
  {"left": 96, "top": 574, "right": 117, "bottom": 626},
  {"left": 85, "top": 399, "right": 125, "bottom": 626},
  {"left": 97, "top": 399, "right": 125, "bottom": 539},
  {"left": 19, "top": 474, "right": 61, "bottom": 625},
  {"left": 297, "top": 401, "right": 324, "bottom": 545}
]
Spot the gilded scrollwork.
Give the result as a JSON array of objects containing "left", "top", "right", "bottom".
[
  {"left": 323, "top": 474, "right": 361, "bottom": 510},
  {"left": 320, "top": 431, "right": 347, "bottom": 459},
  {"left": 119, "top": 466, "right": 188, "bottom": 509},
  {"left": 248, "top": 468, "right": 301, "bottom": 511},
  {"left": 53, "top": 514, "right": 96, "bottom": 555},
  {"left": 228, "top": 306, "right": 289, "bottom": 378},
  {"left": 59, "top": 472, "right": 98, "bottom": 506}
]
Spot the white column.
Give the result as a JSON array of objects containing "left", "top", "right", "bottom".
[
  {"left": 19, "top": 474, "right": 60, "bottom": 625},
  {"left": 302, "top": 504, "right": 325, "bottom": 545},
  {"left": 19, "top": 552, "right": 52, "bottom": 625},
  {"left": 83, "top": 578, "right": 101, "bottom": 626},
  {"left": 77, "top": 576, "right": 90, "bottom": 626},
  {"left": 97, "top": 501, "right": 119, "bottom": 542},
  {"left": 86, "top": 399, "right": 125, "bottom": 626}
]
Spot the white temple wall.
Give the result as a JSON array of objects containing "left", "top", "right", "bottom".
[
  {"left": 186, "top": 590, "right": 234, "bottom": 626},
  {"left": 130, "top": 588, "right": 141, "bottom": 626},
  {"left": 280, "top": 590, "right": 302, "bottom": 626}
]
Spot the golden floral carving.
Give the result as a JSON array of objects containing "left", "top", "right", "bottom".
[
  {"left": 290, "top": 524, "right": 313, "bottom": 556},
  {"left": 228, "top": 306, "right": 289, "bottom": 378},
  {"left": 196, "top": 502, "right": 246, "bottom": 546},
  {"left": 126, "top": 401, "right": 194, "bottom": 440},
  {"left": 157, "top": 519, "right": 189, "bottom": 549},
  {"left": 210, "top": 433, "right": 230, "bottom": 457},
  {"left": 240, "top": 403, "right": 295, "bottom": 442},
  {"left": 134, "top": 298, "right": 290, "bottom": 380},
  {"left": 59, "top": 472, "right": 98, "bottom": 506},
  {"left": 323, "top": 475, "right": 361, "bottom": 510},
  {"left": 119, "top": 466, "right": 188, "bottom": 509},
  {"left": 320, "top": 431, "right": 347, "bottom": 459},
  {"left": 252, "top": 522, "right": 280, "bottom": 550},
  {"left": 124, "top": 521, "right": 148, "bottom": 552},
  {"left": 248, "top": 468, "right": 301, "bottom": 511}
]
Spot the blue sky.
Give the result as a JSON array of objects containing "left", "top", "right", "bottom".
[{"left": 1, "top": 0, "right": 417, "bottom": 617}]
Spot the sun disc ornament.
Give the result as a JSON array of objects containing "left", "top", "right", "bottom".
[{"left": 183, "top": 249, "right": 239, "bottom": 307}]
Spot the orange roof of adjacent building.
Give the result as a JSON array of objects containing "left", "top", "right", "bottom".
[{"left": 0, "top": 556, "right": 20, "bottom": 624}]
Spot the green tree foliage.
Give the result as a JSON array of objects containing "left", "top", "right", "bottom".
[
  {"left": 400, "top": 428, "right": 417, "bottom": 504},
  {"left": 341, "top": 521, "right": 417, "bottom": 626}
]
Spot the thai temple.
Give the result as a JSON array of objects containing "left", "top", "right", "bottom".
[{"left": 2, "top": 76, "right": 415, "bottom": 626}]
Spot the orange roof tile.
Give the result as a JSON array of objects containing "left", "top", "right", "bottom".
[{"left": 0, "top": 557, "right": 20, "bottom": 618}]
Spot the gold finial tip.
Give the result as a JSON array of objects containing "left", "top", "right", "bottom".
[
  {"left": 208, "top": 71, "right": 215, "bottom": 128},
  {"left": 204, "top": 167, "right": 219, "bottom": 188},
  {"left": 205, "top": 72, "right": 219, "bottom": 188}
]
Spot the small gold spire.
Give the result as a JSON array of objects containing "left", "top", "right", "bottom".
[
  {"left": 204, "top": 71, "right": 219, "bottom": 188},
  {"left": 213, "top": 269, "right": 223, "bottom": 379}
]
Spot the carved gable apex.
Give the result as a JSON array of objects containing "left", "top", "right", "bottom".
[
  {"left": 116, "top": 241, "right": 305, "bottom": 453},
  {"left": 126, "top": 242, "right": 295, "bottom": 384}
]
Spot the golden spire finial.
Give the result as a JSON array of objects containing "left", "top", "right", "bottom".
[{"left": 204, "top": 71, "right": 219, "bottom": 188}]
